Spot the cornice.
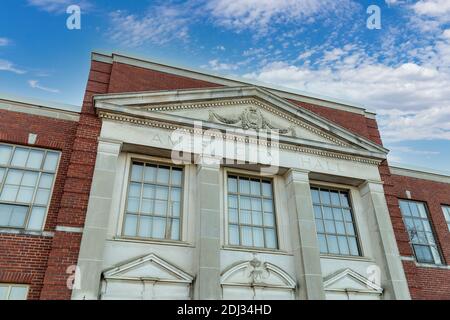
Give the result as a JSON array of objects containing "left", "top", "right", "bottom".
[{"left": 98, "top": 111, "right": 382, "bottom": 166}]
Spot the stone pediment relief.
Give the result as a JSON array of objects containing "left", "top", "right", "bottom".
[
  {"left": 208, "top": 106, "right": 297, "bottom": 137},
  {"left": 323, "top": 268, "right": 383, "bottom": 295},
  {"left": 143, "top": 98, "right": 344, "bottom": 144},
  {"left": 103, "top": 253, "right": 193, "bottom": 283},
  {"left": 221, "top": 257, "right": 296, "bottom": 289},
  {"left": 94, "top": 86, "right": 389, "bottom": 161}
]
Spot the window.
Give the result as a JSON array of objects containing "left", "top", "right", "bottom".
[
  {"left": 0, "top": 144, "right": 59, "bottom": 231},
  {"left": 442, "top": 205, "right": 450, "bottom": 232},
  {"left": 227, "top": 175, "right": 277, "bottom": 249},
  {"left": 311, "top": 187, "right": 360, "bottom": 256},
  {"left": 122, "top": 161, "right": 183, "bottom": 241},
  {"left": 0, "top": 284, "right": 28, "bottom": 300},
  {"left": 399, "top": 200, "right": 442, "bottom": 265}
]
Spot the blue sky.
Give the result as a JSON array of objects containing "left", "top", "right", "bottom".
[{"left": 0, "top": 0, "right": 449, "bottom": 172}]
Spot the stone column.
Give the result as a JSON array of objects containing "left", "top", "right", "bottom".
[
  {"left": 193, "top": 156, "right": 222, "bottom": 299},
  {"left": 285, "top": 169, "right": 325, "bottom": 300},
  {"left": 359, "top": 180, "right": 411, "bottom": 300},
  {"left": 72, "top": 139, "right": 122, "bottom": 300}
]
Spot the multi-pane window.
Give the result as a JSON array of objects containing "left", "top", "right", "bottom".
[
  {"left": 227, "top": 175, "right": 277, "bottom": 249},
  {"left": 311, "top": 187, "right": 360, "bottom": 256},
  {"left": 0, "top": 284, "right": 28, "bottom": 300},
  {"left": 0, "top": 144, "right": 59, "bottom": 231},
  {"left": 442, "top": 205, "right": 450, "bottom": 232},
  {"left": 123, "top": 161, "right": 183, "bottom": 241},
  {"left": 399, "top": 200, "right": 442, "bottom": 264}
]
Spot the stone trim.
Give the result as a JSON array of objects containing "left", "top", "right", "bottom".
[
  {"left": 98, "top": 111, "right": 382, "bottom": 166},
  {"left": 0, "top": 228, "right": 54, "bottom": 238},
  {"left": 55, "top": 226, "right": 84, "bottom": 234},
  {"left": 390, "top": 165, "right": 450, "bottom": 184},
  {"left": 143, "top": 97, "right": 349, "bottom": 147}
]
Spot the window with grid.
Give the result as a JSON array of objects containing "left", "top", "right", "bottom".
[
  {"left": 442, "top": 205, "right": 450, "bottom": 232},
  {"left": 311, "top": 187, "right": 360, "bottom": 256},
  {"left": 227, "top": 175, "right": 277, "bottom": 249},
  {"left": 0, "top": 144, "right": 59, "bottom": 231},
  {"left": 122, "top": 161, "right": 183, "bottom": 241},
  {"left": 0, "top": 284, "right": 28, "bottom": 300},
  {"left": 399, "top": 200, "right": 442, "bottom": 265}
]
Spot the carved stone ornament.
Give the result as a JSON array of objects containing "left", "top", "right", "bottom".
[
  {"left": 245, "top": 257, "right": 270, "bottom": 284},
  {"left": 209, "top": 107, "right": 296, "bottom": 137}
]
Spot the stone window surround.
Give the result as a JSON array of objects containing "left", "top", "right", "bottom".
[
  {"left": 311, "top": 185, "right": 362, "bottom": 257},
  {"left": 112, "top": 152, "right": 373, "bottom": 261},
  {"left": 311, "top": 179, "right": 369, "bottom": 260},
  {"left": 222, "top": 167, "right": 282, "bottom": 252},
  {"left": 121, "top": 160, "right": 184, "bottom": 241},
  {"left": 114, "top": 153, "right": 190, "bottom": 244}
]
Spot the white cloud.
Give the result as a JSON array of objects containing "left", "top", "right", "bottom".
[
  {"left": 297, "top": 50, "right": 314, "bottom": 61},
  {"left": 205, "top": 0, "right": 358, "bottom": 33},
  {"left": 442, "top": 29, "right": 450, "bottom": 40},
  {"left": 107, "top": 0, "right": 358, "bottom": 47},
  {"left": 408, "top": 0, "right": 450, "bottom": 32},
  {"left": 243, "top": 37, "right": 450, "bottom": 142},
  {"left": 0, "top": 59, "right": 26, "bottom": 74},
  {"left": 0, "top": 38, "right": 10, "bottom": 46},
  {"left": 387, "top": 145, "right": 440, "bottom": 162},
  {"left": 412, "top": 0, "right": 450, "bottom": 17},
  {"left": 27, "top": 0, "right": 92, "bottom": 13},
  {"left": 108, "top": 6, "right": 189, "bottom": 47},
  {"left": 203, "top": 59, "right": 237, "bottom": 71},
  {"left": 385, "top": 0, "right": 401, "bottom": 6},
  {"left": 28, "top": 80, "right": 59, "bottom": 93}
]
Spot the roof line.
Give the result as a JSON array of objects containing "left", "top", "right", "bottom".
[
  {"left": 0, "top": 92, "right": 81, "bottom": 113},
  {"left": 91, "top": 50, "right": 377, "bottom": 118},
  {"left": 389, "top": 162, "right": 450, "bottom": 184},
  {"left": 390, "top": 162, "right": 450, "bottom": 177}
]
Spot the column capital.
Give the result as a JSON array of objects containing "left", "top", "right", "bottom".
[
  {"left": 195, "top": 154, "right": 221, "bottom": 170},
  {"left": 284, "top": 168, "right": 311, "bottom": 184},
  {"left": 359, "top": 180, "right": 385, "bottom": 195},
  {"left": 97, "top": 138, "right": 122, "bottom": 156}
]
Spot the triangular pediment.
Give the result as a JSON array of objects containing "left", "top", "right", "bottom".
[
  {"left": 103, "top": 253, "right": 193, "bottom": 283},
  {"left": 324, "top": 268, "right": 383, "bottom": 294},
  {"left": 94, "top": 86, "right": 388, "bottom": 160}
]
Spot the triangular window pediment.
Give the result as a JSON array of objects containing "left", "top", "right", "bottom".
[
  {"left": 103, "top": 253, "right": 193, "bottom": 283},
  {"left": 324, "top": 268, "right": 383, "bottom": 294}
]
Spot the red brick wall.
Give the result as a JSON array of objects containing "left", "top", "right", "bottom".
[
  {"left": 0, "top": 110, "right": 78, "bottom": 300},
  {"left": 288, "top": 99, "right": 383, "bottom": 145},
  {"left": 385, "top": 170, "right": 450, "bottom": 299},
  {"left": 40, "top": 60, "right": 112, "bottom": 300},
  {"left": 107, "top": 62, "right": 223, "bottom": 94}
]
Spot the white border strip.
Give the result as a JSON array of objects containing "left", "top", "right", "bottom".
[
  {"left": 390, "top": 165, "right": 450, "bottom": 184},
  {"left": 55, "top": 226, "right": 84, "bottom": 234}
]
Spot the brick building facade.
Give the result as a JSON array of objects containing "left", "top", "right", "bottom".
[{"left": 0, "top": 52, "right": 448, "bottom": 300}]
